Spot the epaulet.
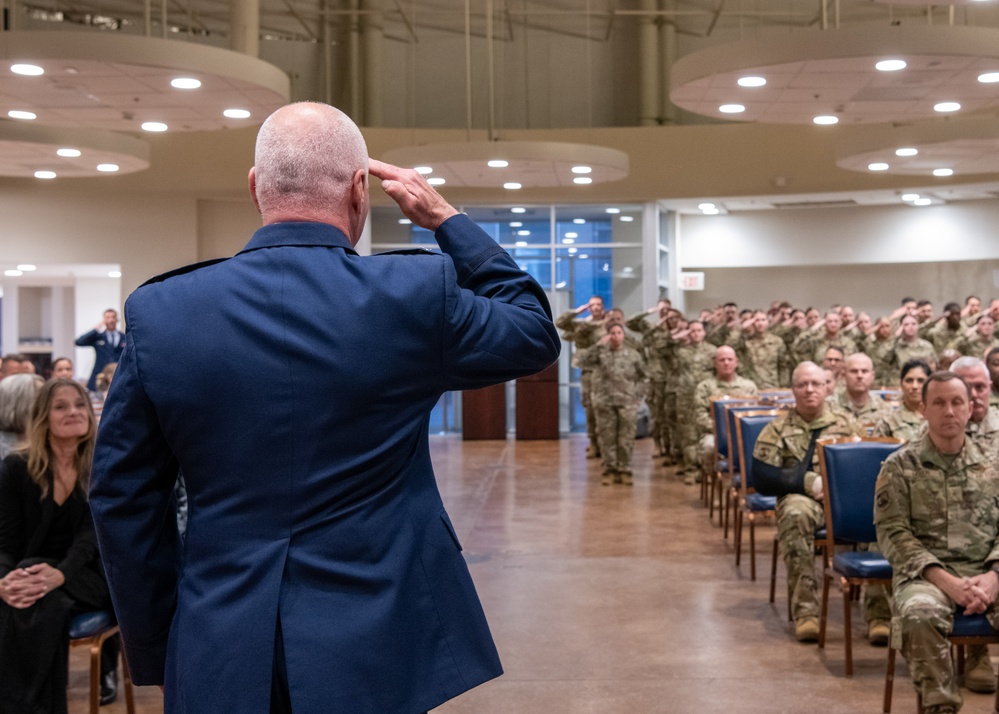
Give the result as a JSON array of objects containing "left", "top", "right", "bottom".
[
  {"left": 139, "top": 257, "right": 230, "bottom": 287},
  {"left": 372, "top": 248, "right": 441, "bottom": 257}
]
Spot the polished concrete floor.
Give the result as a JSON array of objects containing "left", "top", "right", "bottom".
[{"left": 71, "top": 434, "right": 997, "bottom": 713}]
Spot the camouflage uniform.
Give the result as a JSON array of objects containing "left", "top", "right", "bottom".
[
  {"left": 735, "top": 331, "right": 790, "bottom": 390},
  {"left": 828, "top": 390, "right": 893, "bottom": 433},
  {"left": 991, "top": 388, "right": 999, "bottom": 410},
  {"left": 693, "top": 375, "right": 759, "bottom": 477},
  {"left": 926, "top": 323, "right": 963, "bottom": 355},
  {"left": 874, "top": 435, "right": 999, "bottom": 712},
  {"left": 556, "top": 311, "right": 606, "bottom": 453},
  {"left": 857, "top": 334, "right": 895, "bottom": 387},
  {"left": 753, "top": 407, "right": 874, "bottom": 624},
  {"left": 579, "top": 343, "right": 647, "bottom": 483},
  {"left": 792, "top": 330, "right": 857, "bottom": 366},
  {"left": 626, "top": 313, "right": 671, "bottom": 457},
  {"left": 967, "top": 406, "right": 999, "bottom": 456},
  {"left": 661, "top": 338, "right": 683, "bottom": 464},
  {"left": 955, "top": 334, "right": 999, "bottom": 359},
  {"left": 887, "top": 338, "right": 938, "bottom": 379},
  {"left": 873, "top": 406, "right": 924, "bottom": 443},
  {"left": 675, "top": 341, "right": 718, "bottom": 474}
]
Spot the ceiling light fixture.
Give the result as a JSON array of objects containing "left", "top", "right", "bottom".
[
  {"left": 398, "top": 218, "right": 412, "bottom": 225},
  {"left": 605, "top": 208, "right": 621, "bottom": 214},
  {"left": 11, "top": 63, "right": 43, "bottom": 76},
  {"left": 813, "top": 115, "right": 839, "bottom": 125},
  {"left": 223, "top": 109, "right": 251, "bottom": 119},
  {"left": 57, "top": 148, "right": 81, "bottom": 157},
  {"left": 562, "top": 238, "right": 575, "bottom": 244},
  {"left": 698, "top": 202, "right": 716, "bottom": 211},
  {"left": 511, "top": 207, "right": 526, "bottom": 214},
  {"left": 517, "top": 230, "right": 530, "bottom": 236},
  {"left": 913, "top": 198, "right": 933, "bottom": 206},
  {"left": 901, "top": 193, "right": 920, "bottom": 201},
  {"left": 504, "top": 182, "right": 522, "bottom": 190},
  {"left": 4, "top": 269, "right": 23, "bottom": 277},
  {"left": 16, "top": 264, "right": 36, "bottom": 271},
  {"left": 979, "top": 72, "right": 999, "bottom": 83},
  {"left": 702, "top": 208, "right": 720, "bottom": 215},
  {"left": 719, "top": 104, "right": 745, "bottom": 114},
  {"left": 141, "top": 121, "right": 168, "bottom": 132},
  {"left": 414, "top": 166, "right": 433, "bottom": 175},
  {"left": 737, "top": 76, "right": 766, "bottom": 87},
  {"left": 565, "top": 232, "right": 578, "bottom": 239},
  {"left": 933, "top": 168, "right": 954, "bottom": 176},
  {"left": 571, "top": 166, "right": 592, "bottom": 174},
  {"left": 96, "top": 163, "right": 120, "bottom": 172},
  {"left": 934, "top": 102, "right": 961, "bottom": 113},
  {"left": 573, "top": 218, "right": 586, "bottom": 224},
  {"left": 573, "top": 177, "right": 592, "bottom": 184},
  {"left": 895, "top": 148, "right": 918, "bottom": 157},
  {"left": 8, "top": 110, "right": 36, "bottom": 120},
  {"left": 620, "top": 216, "right": 634, "bottom": 222},
  {"left": 34, "top": 170, "right": 56, "bottom": 179},
  {"left": 170, "top": 77, "right": 201, "bottom": 89},
  {"left": 514, "top": 241, "right": 528, "bottom": 247},
  {"left": 109, "top": 271, "right": 122, "bottom": 278},
  {"left": 868, "top": 162, "right": 890, "bottom": 171},
  {"left": 875, "top": 59, "right": 907, "bottom": 72},
  {"left": 510, "top": 222, "right": 523, "bottom": 227},
  {"left": 427, "top": 177, "right": 446, "bottom": 186},
  {"left": 487, "top": 160, "right": 508, "bottom": 168}
]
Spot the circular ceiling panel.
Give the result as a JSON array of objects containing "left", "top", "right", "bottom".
[
  {"left": 0, "top": 31, "right": 289, "bottom": 133},
  {"left": 0, "top": 121, "right": 149, "bottom": 177},
  {"left": 670, "top": 25, "right": 999, "bottom": 125}
]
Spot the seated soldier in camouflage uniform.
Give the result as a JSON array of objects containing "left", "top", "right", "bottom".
[
  {"left": 986, "top": 347, "right": 999, "bottom": 410},
  {"left": 953, "top": 357, "right": 999, "bottom": 456},
  {"left": 875, "top": 372, "right": 999, "bottom": 714},
  {"left": 828, "top": 352, "right": 892, "bottom": 430},
  {"left": 692, "top": 346, "right": 758, "bottom": 484},
  {"left": 752, "top": 362, "right": 872, "bottom": 643},
  {"left": 873, "top": 359, "right": 930, "bottom": 442},
  {"left": 579, "top": 323, "right": 648, "bottom": 486}
]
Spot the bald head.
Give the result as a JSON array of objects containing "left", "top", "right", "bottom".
[{"left": 251, "top": 103, "right": 369, "bottom": 240}]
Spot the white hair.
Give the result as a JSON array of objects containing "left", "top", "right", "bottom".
[
  {"left": 0, "top": 373, "right": 42, "bottom": 434},
  {"left": 951, "top": 356, "right": 988, "bottom": 377},
  {"left": 254, "top": 102, "right": 368, "bottom": 216}
]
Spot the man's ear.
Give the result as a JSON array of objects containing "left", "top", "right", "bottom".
[{"left": 248, "top": 167, "right": 262, "bottom": 214}]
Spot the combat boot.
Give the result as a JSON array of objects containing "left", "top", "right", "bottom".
[
  {"left": 621, "top": 472, "right": 633, "bottom": 486},
  {"left": 587, "top": 446, "right": 600, "bottom": 459},
  {"left": 867, "top": 620, "right": 890, "bottom": 646},
  {"left": 601, "top": 471, "right": 613, "bottom": 486},
  {"left": 794, "top": 617, "right": 820, "bottom": 643},
  {"left": 965, "top": 644, "right": 996, "bottom": 693}
]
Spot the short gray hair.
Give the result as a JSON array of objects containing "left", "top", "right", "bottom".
[
  {"left": 0, "top": 373, "right": 42, "bottom": 434},
  {"left": 951, "top": 356, "right": 987, "bottom": 376},
  {"left": 254, "top": 102, "right": 368, "bottom": 216}
]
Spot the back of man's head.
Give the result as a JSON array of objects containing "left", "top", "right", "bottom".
[{"left": 253, "top": 103, "right": 368, "bottom": 221}]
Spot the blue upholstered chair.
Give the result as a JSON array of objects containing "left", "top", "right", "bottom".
[
  {"left": 69, "top": 610, "right": 135, "bottom": 714},
  {"left": 733, "top": 410, "right": 780, "bottom": 580},
  {"left": 816, "top": 437, "right": 903, "bottom": 676},
  {"left": 708, "top": 396, "right": 758, "bottom": 523},
  {"left": 722, "top": 402, "right": 772, "bottom": 539},
  {"left": 884, "top": 611, "right": 999, "bottom": 713}
]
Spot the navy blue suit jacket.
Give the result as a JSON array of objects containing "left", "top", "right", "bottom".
[
  {"left": 75, "top": 328, "right": 126, "bottom": 391},
  {"left": 89, "top": 215, "right": 560, "bottom": 713}
]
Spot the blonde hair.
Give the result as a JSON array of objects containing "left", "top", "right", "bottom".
[
  {"left": 25, "top": 379, "right": 96, "bottom": 499},
  {"left": 96, "top": 362, "right": 117, "bottom": 392}
]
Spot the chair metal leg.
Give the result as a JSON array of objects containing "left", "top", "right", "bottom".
[
  {"left": 734, "top": 507, "right": 743, "bottom": 567},
  {"left": 708, "top": 474, "right": 716, "bottom": 521},
  {"left": 723, "top": 488, "right": 731, "bottom": 539},
  {"left": 884, "top": 645, "right": 895, "bottom": 713},
  {"left": 749, "top": 513, "right": 757, "bottom": 581},
  {"left": 769, "top": 533, "right": 779, "bottom": 604},
  {"left": 843, "top": 579, "right": 854, "bottom": 677},
  {"left": 819, "top": 568, "right": 831, "bottom": 649},
  {"left": 122, "top": 650, "right": 136, "bottom": 714},
  {"left": 89, "top": 642, "right": 101, "bottom": 714}
]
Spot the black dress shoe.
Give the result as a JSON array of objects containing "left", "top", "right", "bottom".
[{"left": 100, "top": 670, "right": 118, "bottom": 706}]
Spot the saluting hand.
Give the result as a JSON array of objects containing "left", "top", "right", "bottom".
[{"left": 368, "top": 159, "right": 459, "bottom": 232}]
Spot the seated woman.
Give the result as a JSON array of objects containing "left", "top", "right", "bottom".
[
  {"left": 0, "top": 378, "right": 120, "bottom": 711},
  {"left": 0, "top": 373, "right": 44, "bottom": 459},
  {"left": 872, "top": 359, "right": 930, "bottom": 442}
]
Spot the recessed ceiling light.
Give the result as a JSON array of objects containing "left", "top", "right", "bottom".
[
  {"left": 573, "top": 218, "right": 586, "bottom": 224},
  {"left": 34, "top": 170, "right": 56, "bottom": 179},
  {"left": 813, "top": 115, "right": 839, "bottom": 125},
  {"left": 719, "top": 104, "right": 745, "bottom": 114},
  {"left": 875, "top": 59, "right": 907, "bottom": 72},
  {"left": 933, "top": 168, "right": 954, "bottom": 177},
  {"left": 57, "top": 148, "right": 81, "bottom": 158},
  {"left": 564, "top": 232, "right": 578, "bottom": 239},
  {"left": 702, "top": 208, "right": 720, "bottom": 215},
  {"left": 487, "top": 160, "right": 508, "bottom": 168},
  {"left": 577, "top": 254, "right": 589, "bottom": 260},
  {"left": 698, "top": 202, "right": 716, "bottom": 210},
  {"left": 573, "top": 177, "right": 592, "bottom": 184},
  {"left": 141, "top": 121, "right": 168, "bottom": 132},
  {"left": 934, "top": 102, "right": 961, "bottom": 113},
  {"left": 398, "top": 218, "right": 412, "bottom": 225},
  {"left": 108, "top": 270, "right": 122, "bottom": 278},
  {"left": 913, "top": 198, "right": 933, "bottom": 206},
  {"left": 737, "top": 76, "right": 766, "bottom": 87},
  {"left": 11, "top": 63, "right": 43, "bottom": 76},
  {"left": 561, "top": 238, "right": 575, "bottom": 244},
  {"left": 979, "top": 72, "right": 999, "bottom": 83},
  {"left": 8, "top": 110, "right": 36, "bottom": 120},
  {"left": 605, "top": 208, "right": 621, "bottom": 214},
  {"left": 510, "top": 222, "right": 523, "bottom": 227},
  {"left": 568, "top": 248, "right": 578, "bottom": 255},
  {"left": 868, "top": 162, "right": 890, "bottom": 171},
  {"left": 571, "top": 166, "right": 592, "bottom": 174},
  {"left": 97, "top": 163, "right": 120, "bottom": 172},
  {"left": 17, "top": 264, "right": 36, "bottom": 271},
  {"left": 517, "top": 230, "right": 530, "bottom": 236},
  {"left": 223, "top": 108, "right": 251, "bottom": 119},
  {"left": 620, "top": 216, "right": 634, "bottom": 222},
  {"left": 504, "top": 182, "right": 522, "bottom": 190},
  {"left": 170, "top": 77, "right": 201, "bottom": 89},
  {"left": 514, "top": 241, "right": 528, "bottom": 247},
  {"left": 414, "top": 166, "right": 433, "bottom": 175},
  {"left": 427, "top": 177, "right": 446, "bottom": 186},
  {"left": 4, "top": 269, "right": 23, "bottom": 277},
  {"left": 895, "top": 147, "right": 918, "bottom": 157},
  {"left": 901, "top": 193, "right": 920, "bottom": 202},
  {"left": 511, "top": 207, "right": 526, "bottom": 214}
]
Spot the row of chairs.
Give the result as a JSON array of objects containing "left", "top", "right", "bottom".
[{"left": 702, "top": 394, "right": 999, "bottom": 713}]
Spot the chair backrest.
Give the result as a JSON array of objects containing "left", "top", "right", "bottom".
[
  {"left": 819, "top": 437, "right": 904, "bottom": 544},
  {"left": 735, "top": 410, "right": 780, "bottom": 495},
  {"left": 726, "top": 403, "right": 769, "bottom": 473},
  {"left": 712, "top": 396, "right": 758, "bottom": 459}
]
